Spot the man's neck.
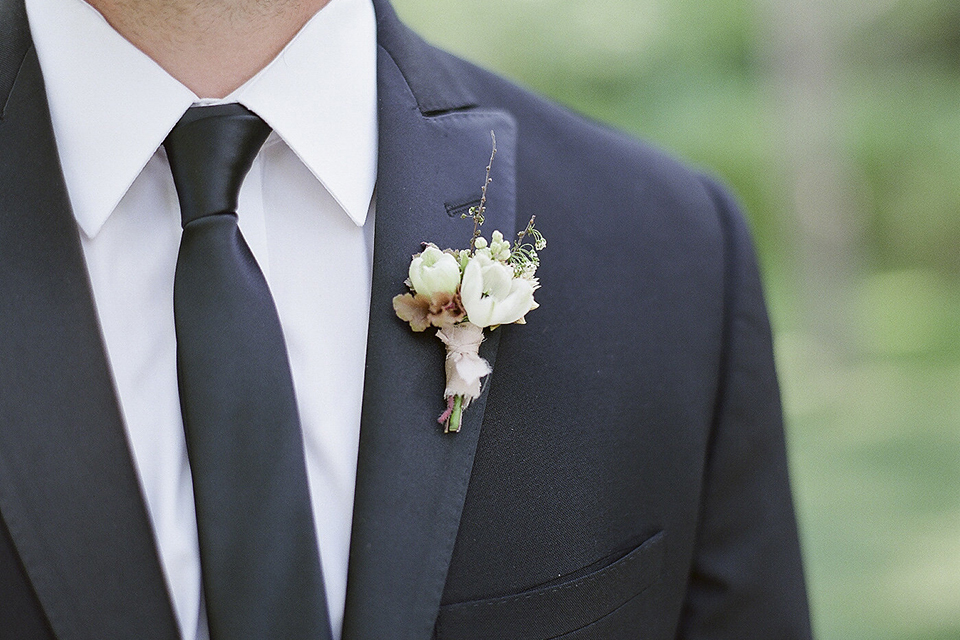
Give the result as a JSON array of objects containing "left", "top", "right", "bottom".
[{"left": 86, "top": 0, "right": 332, "bottom": 98}]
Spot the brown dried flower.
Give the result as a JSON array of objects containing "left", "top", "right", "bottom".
[{"left": 393, "top": 291, "right": 466, "bottom": 332}]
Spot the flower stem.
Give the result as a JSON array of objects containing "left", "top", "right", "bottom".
[{"left": 446, "top": 395, "right": 464, "bottom": 433}]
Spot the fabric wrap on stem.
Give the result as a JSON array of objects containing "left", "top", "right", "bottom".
[{"left": 437, "top": 322, "right": 491, "bottom": 405}]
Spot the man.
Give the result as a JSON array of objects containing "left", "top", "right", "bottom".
[{"left": 0, "top": 0, "right": 812, "bottom": 637}]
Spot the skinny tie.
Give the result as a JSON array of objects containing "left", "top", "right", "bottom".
[{"left": 164, "top": 104, "right": 332, "bottom": 640}]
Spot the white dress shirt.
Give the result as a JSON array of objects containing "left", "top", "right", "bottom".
[{"left": 25, "top": 0, "right": 378, "bottom": 638}]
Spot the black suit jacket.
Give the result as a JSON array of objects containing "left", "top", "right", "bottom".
[{"left": 0, "top": 0, "right": 812, "bottom": 638}]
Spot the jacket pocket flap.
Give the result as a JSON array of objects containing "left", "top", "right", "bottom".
[{"left": 436, "top": 531, "right": 665, "bottom": 640}]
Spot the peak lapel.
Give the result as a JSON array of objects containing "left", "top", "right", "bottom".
[
  {"left": 342, "top": 5, "right": 518, "bottom": 639},
  {"left": 0, "top": 37, "right": 179, "bottom": 640}
]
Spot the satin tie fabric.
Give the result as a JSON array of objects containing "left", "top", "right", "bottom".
[{"left": 164, "top": 104, "right": 332, "bottom": 640}]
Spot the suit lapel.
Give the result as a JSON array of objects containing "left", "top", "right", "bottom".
[
  {"left": 342, "top": 3, "right": 517, "bottom": 639},
  {"left": 0, "top": 20, "right": 179, "bottom": 640}
]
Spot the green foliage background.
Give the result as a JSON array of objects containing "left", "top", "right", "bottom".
[{"left": 391, "top": 1, "right": 960, "bottom": 638}]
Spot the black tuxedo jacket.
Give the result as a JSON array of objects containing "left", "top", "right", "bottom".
[{"left": 0, "top": 0, "right": 812, "bottom": 638}]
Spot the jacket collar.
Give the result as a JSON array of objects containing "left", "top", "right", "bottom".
[{"left": 370, "top": 0, "right": 478, "bottom": 115}]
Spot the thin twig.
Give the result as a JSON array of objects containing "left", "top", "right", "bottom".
[
  {"left": 515, "top": 215, "right": 536, "bottom": 246},
  {"left": 470, "top": 131, "right": 497, "bottom": 250}
]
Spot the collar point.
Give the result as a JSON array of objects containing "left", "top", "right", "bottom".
[{"left": 72, "top": 203, "right": 112, "bottom": 240}]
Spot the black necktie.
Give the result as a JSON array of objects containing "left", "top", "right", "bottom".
[{"left": 164, "top": 104, "right": 332, "bottom": 640}]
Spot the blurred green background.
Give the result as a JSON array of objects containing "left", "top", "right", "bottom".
[{"left": 391, "top": 0, "right": 960, "bottom": 638}]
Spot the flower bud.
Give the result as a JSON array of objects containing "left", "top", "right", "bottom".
[
  {"left": 409, "top": 245, "right": 462, "bottom": 298},
  {"left": 489, "top": 230, "right": 511, "bottom": 261}
]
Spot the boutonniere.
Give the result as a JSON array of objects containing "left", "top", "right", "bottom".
[{"left": 392, "top": 134, "right": 546, "bottom": 433}]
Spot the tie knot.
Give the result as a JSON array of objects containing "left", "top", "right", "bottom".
[{"left": 164, "top": 104, "right": 272, "bottom": 227}]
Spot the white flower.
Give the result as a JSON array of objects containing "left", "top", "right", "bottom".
[
  {"left": 460, "top": 253, "right": 536, "bottom": 328},
  {"left": 408, "top": 245, "right": 461, "bottom": 298}
]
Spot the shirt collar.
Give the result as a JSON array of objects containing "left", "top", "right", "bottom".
[{"left": 26, "top": 0, "right": 377, "bottom": 238}]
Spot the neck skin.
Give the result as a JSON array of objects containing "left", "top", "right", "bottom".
[{"left": 86, "top": 0, "right": 332, "bottom": 98}]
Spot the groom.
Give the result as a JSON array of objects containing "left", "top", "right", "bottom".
[{"left": 0, "top": 0, "right": 812, "bottom": 638}]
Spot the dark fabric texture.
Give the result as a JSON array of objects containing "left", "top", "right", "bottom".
[
  {"left": 164, "top": 105, "right": 331, "bottom": 640},
  {"left": 0, "top": 514, "right": 55, "bottom": 639},
  {"left": 0, "top": 0, "right": 812, "bottom": 638}
]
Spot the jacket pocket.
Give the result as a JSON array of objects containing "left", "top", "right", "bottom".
[{"left": 435, "top": 531, "right": 665, "bottom": 640}]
